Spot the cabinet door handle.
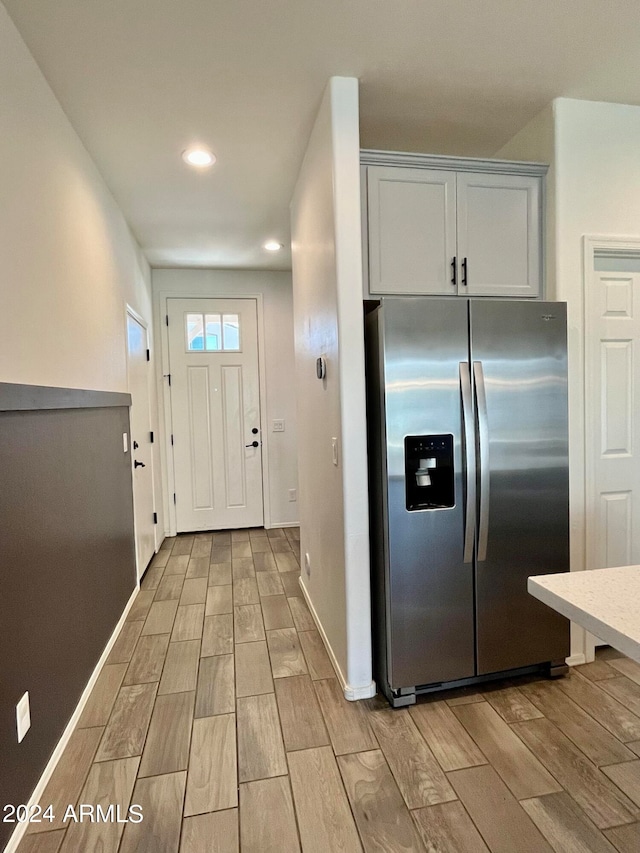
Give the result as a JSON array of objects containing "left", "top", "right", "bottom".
[
  {"left": 461, "top": 257, "right": 468, "bottom": 287},
  {"left": 451, "top": 257, "right": 457, "bottom": 287}
]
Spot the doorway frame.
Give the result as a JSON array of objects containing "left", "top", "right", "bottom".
[
  {"left": 155, "top": 288, "right": 271, "bottom": 536},
  {"left": 125, "top": 303, "right": 159, "bottom": 573},
  {"left": 582, "top": 234, "right": 640, "bottom": 661}
]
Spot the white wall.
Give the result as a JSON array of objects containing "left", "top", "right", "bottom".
[
  {"left": 0, "top": 5, "right": 163, "bottom": 541},
  {"left": 290, "top": 77, "right": 373, "bottom": 699},
  {"left": 497, "top": 97, "right": 640, "bottom": 663},
  {"left": 0, "top": 5, "right": 152, "bottom": 391},
  {"left": 152, "top": 268, "right": 299, "bottom": 529},
  {"left": 555, "top": 99, "right": 640, "bottom": 658}
]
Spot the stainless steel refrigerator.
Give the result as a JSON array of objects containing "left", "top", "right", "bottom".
[{"left": 365, "top": 297, "right": 570, "bottom": 707}]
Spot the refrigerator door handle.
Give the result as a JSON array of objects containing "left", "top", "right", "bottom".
[
  {"left": 459, "top": 362, "right": 476, "bottom": 564},
  {"left": 474, "top": 361, "right": 490, "bottom": 561}
]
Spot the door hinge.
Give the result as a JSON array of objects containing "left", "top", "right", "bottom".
[
  {"left": 149, "top": 431, "right": 154, "bottom": 443},
  {"left": 173, "top": 493, "right": 176, "bottom": 505},
  {"left": 146, "top": 348, "right": 150, "bottom": 362},
  {"left": 171, "top": 434, "right": 174, "bottom": 446},
  {"left": 153, "top": 512, "right": 158, "bottom": 524},
  {"left": 165, "top": 314, "right": 169, "bottom": 326},
  {"left": 164, "top": 373, "right": 171, "bottom": 386}
]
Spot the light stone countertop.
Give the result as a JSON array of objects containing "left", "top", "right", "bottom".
[{"left": 528, "top": 566, "right": 640, "bottom": 663}]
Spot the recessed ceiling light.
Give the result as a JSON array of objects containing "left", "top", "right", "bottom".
[
  {"left": 264, "top": 240, "right": 283, "bottom": 252},
  {"left": 182, "top": 147, "right": 216, "bottom": 168}
]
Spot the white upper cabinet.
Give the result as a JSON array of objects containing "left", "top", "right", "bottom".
[
  {"left": 367, "top": 167, "right": 456, "bottom": 295},
  {"left": 456, "top": 172, "right": 540, "bottom": 298},
  {"left": 364, "top": 156, "right": 545, "bottom": 299}
]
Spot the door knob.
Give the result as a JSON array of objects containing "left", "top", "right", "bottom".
[
  {"left": 134, "top": 460, "right": 146, "bottom": 468},
  {"left": 245, "top": 441, "right": 259, "bottom": 448},
  {"left": 252, "top": 428, "right": 259, "bottom": 434},
  {"left": 133, "top": 440, "right": 139, "bottom": 450}
]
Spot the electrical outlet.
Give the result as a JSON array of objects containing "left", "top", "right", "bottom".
[
  {"left": 304, "top": 552, "right": 311, "bottom": 577},
  {"left": 288, "top": 488, "right": 297, "bottom": 502},
  {"left": 16, "top": 692, "right": 30, "bottom": 743},
  {"left": 273, "top": 419, "right": 285, "bottom": 432},
  {"left": 122, "top": 432, "right": 128, "bottom": 453}
]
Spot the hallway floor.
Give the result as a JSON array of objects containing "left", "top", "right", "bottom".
[{"left": 15, "top": 528, "right": 640, "bottom": 853}]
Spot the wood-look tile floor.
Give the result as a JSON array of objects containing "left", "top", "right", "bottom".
[{"left": 17, "top": 527, "right": 640, "bottom": 852}]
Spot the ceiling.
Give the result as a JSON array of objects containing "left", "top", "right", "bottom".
[{"left": 4, "top": 0, "right": 640, "bottom": 270}]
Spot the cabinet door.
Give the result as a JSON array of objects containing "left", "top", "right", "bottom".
[
  {"left": 367, "top": 166, "right": 456, "bottom": 295},
  {"left": 456, "top": 172, "right": 541, "bottom": 298}
]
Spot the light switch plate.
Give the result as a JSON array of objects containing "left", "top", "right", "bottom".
[
  {"left": 331, "top": 437, "right": 339, "bottom": 466},
  {"left": 273, "top": 419, "right": 285, "bottom": 432},
  {"left": 16, "top": 692, "right": 30, "bottom": 743},
  {"left": 123, "top": 433, "right": 128, "bottom": 453}
]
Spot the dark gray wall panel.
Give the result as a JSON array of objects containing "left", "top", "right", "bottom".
[{"left": 0, "top": 405, "right": 136, "bottom": 849}]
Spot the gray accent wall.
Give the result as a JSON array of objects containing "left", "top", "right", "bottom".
[{"left": 0, "top": 388, "right": 136, "bottom": 849}]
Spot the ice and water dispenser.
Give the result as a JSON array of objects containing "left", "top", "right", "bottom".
[{"left": 404, "top": 434, "right": 454, "bottom": 511}]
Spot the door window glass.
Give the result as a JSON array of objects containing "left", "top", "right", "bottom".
[
  {"left": 186, "top": 312, "right": 241, "bottom": 351},
  {"left": 205, "top": 314, "right": 222, "bottom": 350},
  {"left": 186, "top": 314, "right": 204, "bottom": 350},
  {"left": 222, "top": 314, "right": 240, "bottom": 350}
]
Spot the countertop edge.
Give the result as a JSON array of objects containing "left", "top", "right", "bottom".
[{"left": 528, "top": 576, "right": 640, "bottom": 663}]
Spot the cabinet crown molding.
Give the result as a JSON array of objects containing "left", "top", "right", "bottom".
[{"left": 360, "top": 148, "right": 548, "bottom": 177}]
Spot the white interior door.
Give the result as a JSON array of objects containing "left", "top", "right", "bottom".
[
  {"left": 127, "top": 311, "right": 156, "bottom": 578},
  {"left": 585, "top": 267, "right": 640, "bottom": 631},
  {"left": 167, "top": 297, "right": 263, "bottom": 531}
]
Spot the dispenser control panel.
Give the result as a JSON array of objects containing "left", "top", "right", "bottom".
[{"left": 404, "top": 434, "right": 454, "bottom": 511}]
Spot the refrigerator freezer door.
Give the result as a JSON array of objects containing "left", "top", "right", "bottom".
[
  {"left": 470, "top": 300, "right": 570, "bottom": 674},
  {"left": 380, "top": 298, "right": 475, "bottom": 688}
]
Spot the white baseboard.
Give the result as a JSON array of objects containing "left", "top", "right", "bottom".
[
  {"left": 4, "top": 584, "right": 139, "bottom": 853},
  {"left": 297, "top": 577, "right": 376, "bottom": 701},
  {"left": 566, "top": 653, "right": 587, "bottom": 667},
  {"left": 266, "top": 521, "right": 299, "bottom": 529},
  {"left": 343, "top": 680, "right": 377, "bottom": 700}
]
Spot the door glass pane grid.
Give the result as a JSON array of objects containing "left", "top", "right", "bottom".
[
  {"left": 185, "top": 312, "right": 242, "bottom": 352},
  {"left": 186, "top": 314, "right": 204, "bottom": 350},
  {"left": 222, "top": 314, "right": 240, "bottom": 350},
  {"left": 205, "top": 314, "right": 222, "bottom": 350}
]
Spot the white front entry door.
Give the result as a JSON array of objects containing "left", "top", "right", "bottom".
[
  {"left": 167, "top": 297, "right": 264, "bottom": 531},
  {"left": 127, "top": 311, "right": 156, "bottom": 578},
  {"left": 585, "top": 268, "right": 640, "bottom": 575}
]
